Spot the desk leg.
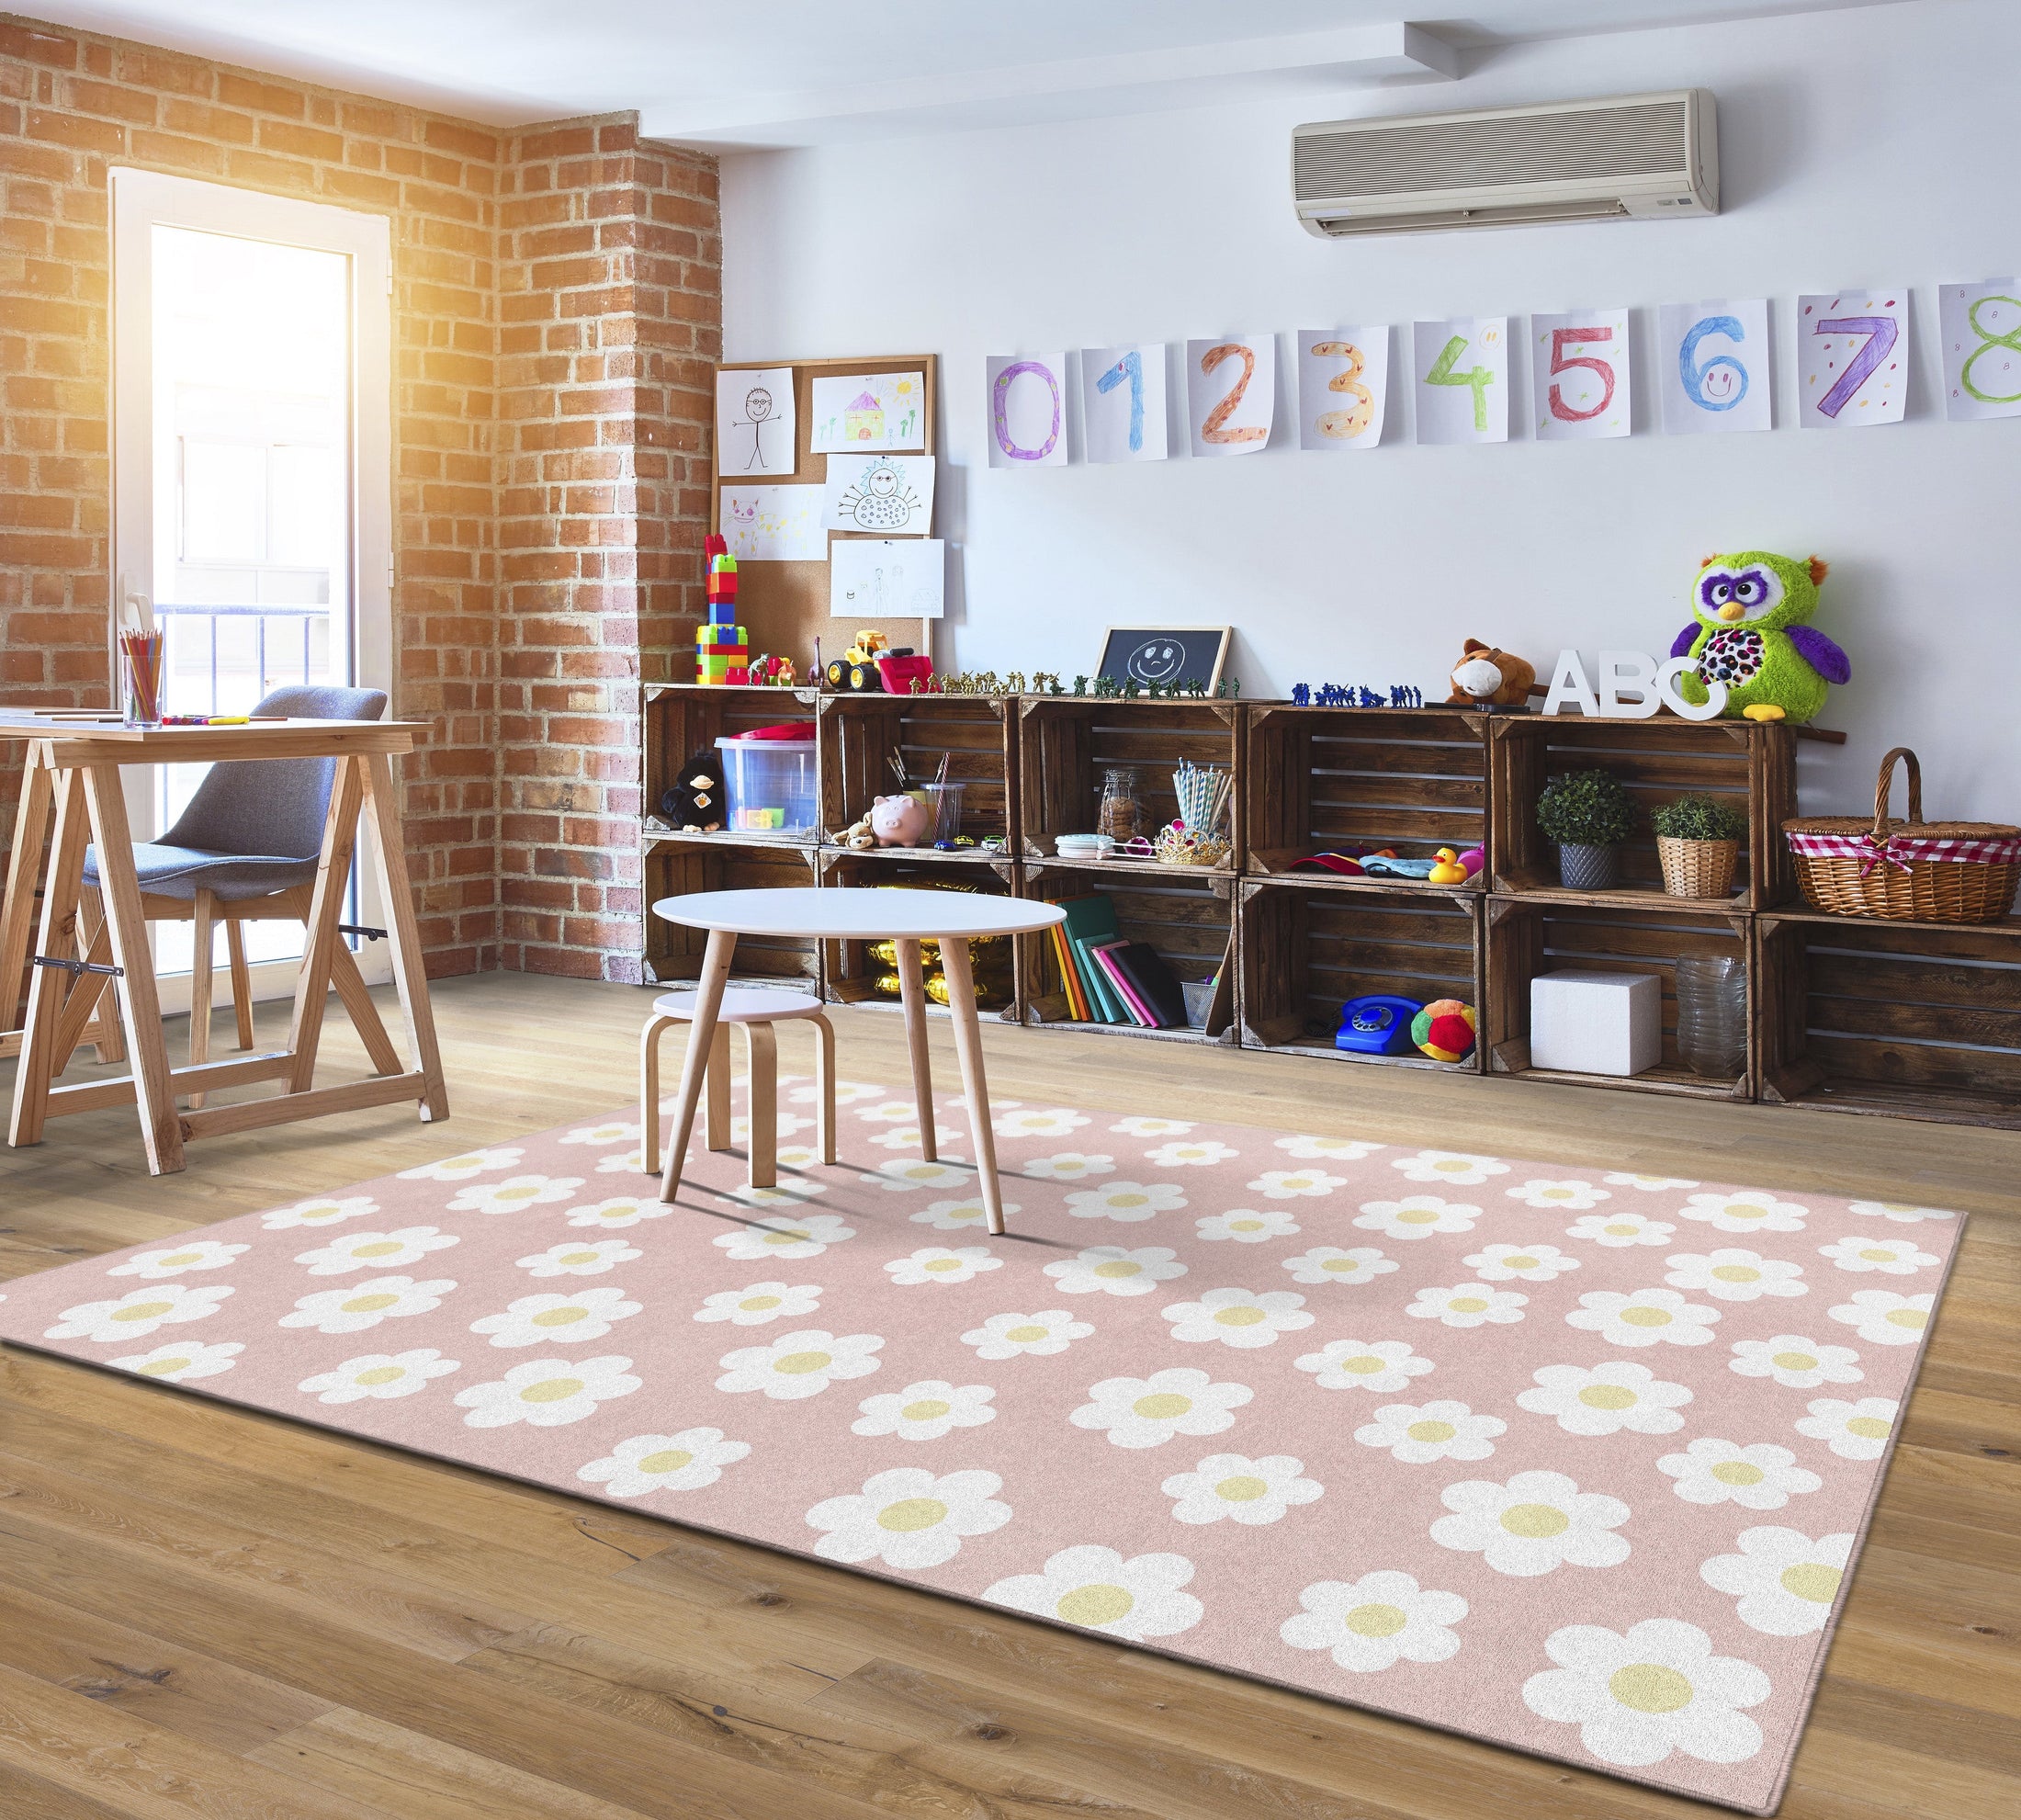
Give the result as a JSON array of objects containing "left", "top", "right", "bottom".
[
  {"left": 80, "top": 888, "right": 126, "bottom": 1064},
  {"left": 939, "top": 940, "right": 1006, "bottom": 1236},
  {"left": 9, "top": 765, "right": 88, "bottom": 1147},
  {"left": 0, "top": 739, "right": 52, "bottom": 1047},
  {"left": 80, "top": 763, "right": 183, "bottom": 1173},
  {"left": 660, "top": 930, "right": 735, "bottom": 1204},
  {"left": 358, "top": 752, "right": 448, "bottom": 1121},
  {"left": 285, "top": 756, "right": 363, "bottom": 1094},
  {"left": 896, "top": 937, "right": 937, "bottom": 1160}
]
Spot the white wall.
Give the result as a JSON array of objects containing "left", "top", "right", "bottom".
[{"left": 723, "top": 0, "right": 2018, "bottom": 817}]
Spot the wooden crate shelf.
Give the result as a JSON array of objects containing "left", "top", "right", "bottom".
[
  {"left": 1238, "top": 879, "right": 1484, "bottom": 1071},
  {"left": 1246, "top": 704, "right": 1489, "bottom": 887},
  {"left": 1489, "top": 715, "right": 1796, "bottom": 910},
  {"left": 1485, "top": 897, "right": 1754, "bottom": 1100},
  {"left": 818, "top": 693, "right": 1017, "bottom": 850},
  {"left": 1756, "top": 909, "right": 2021, "bottom": 1129},
  {"left": 642, "top": 683, "right": 819, "bottom": 837},
  {"left": 642, "top": 835, "right": 821, "bottom": 988},
  {"left": 1016, "top": 859, "right": 1236, "bottom": 1044},
  {"left": 815, "top": 849, "right": 1020, "bottom": 1019}
]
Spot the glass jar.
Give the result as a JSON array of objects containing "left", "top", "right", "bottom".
[{"left": 1096, "top": 765, "right": 1143, "bottom": 842}]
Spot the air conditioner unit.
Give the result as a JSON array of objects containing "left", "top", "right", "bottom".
[{"left": 1293, "top": 90, "right": 1717, "bottom": 237}]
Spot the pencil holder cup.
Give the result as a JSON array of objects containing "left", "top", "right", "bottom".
[{"left": 120, "top": 631, "right": 165, "bottom": 726}]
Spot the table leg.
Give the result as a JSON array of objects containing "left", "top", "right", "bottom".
[
  {"left": 358, "top": 752, "right": 449, "bottom": 1121},
  {"left": 285, "top": 756, "right": 363, "bottom": 1094},
  {"left": 0, "top": 739, "right": 53, "bottom": 1051},
  {"left": 938, "top": 938, "right": 1006, "bottom": 1236},
  {"left": 9, "top": 765, "right": 89, "bottom": 1148},
  {"left": 659, "top": 929, "right": 735, "bottom": 1203},
  {"left": 896, "top": 936, "right": 937, "bottom": 1161},
  {"left": 80, "top": 887, "right": 126, "bottom": 1064},
  {"left": 744, "top": 1023, "right": 778, "bottom": 1190}
]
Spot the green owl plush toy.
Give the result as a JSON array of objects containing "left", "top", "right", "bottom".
[{"left": 1670, "top": 550, "right": 1849, "bottom": 724}]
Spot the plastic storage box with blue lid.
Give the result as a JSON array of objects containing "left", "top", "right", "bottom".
[{"left": 716, "top": 726, "right": 818, "bottom": 836}]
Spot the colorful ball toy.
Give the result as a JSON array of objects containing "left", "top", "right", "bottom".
[{"left": 1412, "top": 999, "right": 1477, "bottom": 1063}]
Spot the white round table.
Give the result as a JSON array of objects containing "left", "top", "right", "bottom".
[{"left": 650, "top": 887, "right": 1067, "bottom": 1231}]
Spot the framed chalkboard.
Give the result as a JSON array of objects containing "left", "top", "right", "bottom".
[{"left": 1096, "top": 626, "right": 1232, "bottom": 693}]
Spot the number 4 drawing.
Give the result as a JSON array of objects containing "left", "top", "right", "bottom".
[{"left": 1428, "top": 333, "right": 1494, "bottom": 431}]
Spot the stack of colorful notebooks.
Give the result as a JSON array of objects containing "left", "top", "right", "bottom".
[{"left": 1044, "top": 894, "right": 1193, "bottom": 1029}]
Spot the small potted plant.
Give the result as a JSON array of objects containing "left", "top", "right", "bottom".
[
  {"left": 1652, "top": 794, "right": 1746, "bottom": 899},
  {"left": 1536, "top": 768, "right": 1637, "bottom": 889}
]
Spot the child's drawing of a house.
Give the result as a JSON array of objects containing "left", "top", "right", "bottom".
[{"left": 844, "top": 390, "right": 884, "bottom": 442}]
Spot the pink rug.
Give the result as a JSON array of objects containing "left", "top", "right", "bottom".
[{"left": 0, "top": 1079, "right": 1961, "bottom": 1814}]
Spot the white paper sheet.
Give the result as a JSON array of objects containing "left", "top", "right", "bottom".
[
  {"left": 1296, "top": 328, "right": 1387, "bottom": 451},
  {"left": 1186, "top": 335, "right": 1275, "bottom": 457},
  {"left": 1657, "top": 299, "right": 1772, "bottom": 435},
  {"left": 822, "top": 452, "right": 934, "bottom": 534},
  {"left": 1530, "top": 308, "right": 1631, "bottom": 441},
  {"left": 715, "top": 367, "right": 796, "bottom": 475},
  {"left": 1939, "top": 279, "right": 2021, "bottom": 422},
  {"left": 1081, "top": 344, "right": 1169, "bottom": 463},
  {"left": 808, "top": 371, "right": 927, "bottom": 453},
  {"left": 721, "top": 484, "right": 826, "bottom": 561},
  {"left": 1412, "top": 318, "right": 1509, "bottom": 445},
  {"left": 986, "top": 354, "right": 1069, "bottom": 468},
  {"left": 1798, "top": 289, "right": 1908, "bottom": 428},
  {"left": 830, "top": 538, "right": 944, "bottom": 619}
]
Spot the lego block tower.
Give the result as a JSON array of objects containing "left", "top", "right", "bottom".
[{"left": 697, "top": 533, "right": 749, "bottom": 684}]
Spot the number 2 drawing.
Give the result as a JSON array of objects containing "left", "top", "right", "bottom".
[{"left": 1199, "top": 344, "right": 1267, "bottom": 444}]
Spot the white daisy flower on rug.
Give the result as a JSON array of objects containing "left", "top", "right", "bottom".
[
  {"left": 564, "top": 1195, "right": 671, "bottom": 1230},
  {"left": 1431, "top": 1470, "right": 1631, "bottom": 1577},
  {"left": 1353, "top": 1196, "right": 1480, "bottom": 1241},
  {"left": 1281, "top": 1571, "right": 1466, "bottom": 1672},
  {"left": 995, "top": 1107, "right": 1090, "bottom": 1139},
  {"left": 1111, "top": 1115, "right": 1193, "bottom": 1137},
  {"left": 1507, "top": 1179, "right": 1609, "bottom": 1212},
  {"left": 1160, "top": 1287, "right": 1314, "bottom": 1350},
  {"left": 107, "top": 1239, "right": 248, "bottom": 1279},
  {"left": 446, "top": 1173, "right": 583, "bottom": 1217},
  {"left": 1355, "top": 1400, "right": 1506, "bottom": 1464},
  {"left": 1245, "top": 1168, "right": 1345, "bottom": 1201},
  {"left": 1662, "top": 1249, "right": 1807, "bottom": 1304},
  {"left": 280, "top": 1275, "right": 454, "bottom": 1335},
  {"left": 712, "top": 1212, "right": 856, "bottom": 1261},
  {"left": 1196, "top": 1208, "right": 1301, "bottom": 1244},
  {"left": 594, "top": 1147, "right": 650, "bottom": 1176},
  {"left": 1391, "top": 1150, "right": 1509, "bottom": 1187},
  {"left": 299, "top": 1348, "right": 459, "bottom": 1404},
  {"left": 909, "top": 1197, "right": 1004, "bottom": 1233},
  {"left": 715, "top": 1329, "right": 883, "bottom": 1400},
  {"left": 1070, "top": 1368, "right": 1252, "bottom": 1448},
  {"left": 773, "top": 1144, "right": 825, "bottom": 1173},
  {"left": 1163, "top": 1453, "right": 1321, "bottom": 1526},
  {"left": 1407, "top": 1284, "right": 1527, "bottom": 1328},
  {"left": 875, "top": 1159, "right": 976, "bottom": 1193},
  {"left": 1066, "top": 1181, "right": 1186, "bottom": 1222},
  {"left": 260, "top": 1193, "right": 379, "bottom": 1231},
  {"left": 866, "top": 1122, "right": 964, "bottom": 1152},
  {"left": 1044, "top": 1245, "right": 1187, "bottom": 1297},
  {"left": 1146, "top": 1138, "right": 1238, "bottom": 1169},
  {"left": 1603, "top": 1172, "right": 1701, "bottom": 1192},
  {"left": 1463, "top": 1242, "right": 1579, "bottom": 1283},
  {"left": 807, "top": 1466, "right": 1010, "bottom": 1569},
  {"left": 293, "top": 1227, "right": 459, "bottom": 1276},
  {"left": 1522, "top": 1619, "right": 1767, "bottom": 1768},
  {"left": 986, "top": 1544, "right": 1202, "bottom": 1640},
  {"left": 1847, "top": 1199, "right": 1956, "bottom": 1223},
  {"left": 1657, "top": 1439, "right": 1821, "bottom": 1510},
  {"left": 1817, "top": 1235, "right": 1941, "bottom": 1276},
  {"left": 397, "top": 1147, "right": 523, "bottom": 1183},
  {"left": 1701, "top": 1526, "right": 1854, "bottom": 1635},
  {"left": 1565, "top": 1210, "right": 1676, "bottom": 1248},
  {"left": 456, "top": 1354, "right": 640, "bottom": 1428},
  {"left": 1294, "top": 1339, "right": 1434, "bottom": 1395},
  {"left": 1728, "top": 1335, "right": 1863, "bottom": 1389},
  {"left": 1679, "top": 1189, "right": 1808, "bottom": 1234},
  {"left": 558, "top": 1120, "right": 641, "bottom": 1147},
  {"left": 108, "top": 1340, "right": 243, "bottom": 1382},
  {"left": 886, "top": 1246, "right": 1002, "bottom": 1287},
  {"left": 852, "top": 1379, "right": 997, "bottom": 1441},
  {"left": 714, "top": 1178, "right": 831, "bottom": 1212},
  {"left": 856, "top": 1099, "right": 929, "bottom": 1124},
  {"left": 1277, "top": 1133, "right": 1383, "bottom": 1161},
  {"left": 46, "top": 1283, "right": 233, "bottom": 1343},
  {"left": 1022, "top": 1152, "right": 1115, "bottom": 1181},
  {"left": 1828, "top": 1288, "right": 1933, "bottom": 1347},
  {"left": 469, "top": 1287, "right": 641, "bottom": 1349},
  {"left": 1281, "top": 1246, "right": 1397, "bottom": 1287},
  {"left": 1566, "top": 1288, "right": 1720, "bottom": 1348},
  {"left": 517, "top": 1239, "right": 640, "bottom": 1278},
  {"left": 1517, "top": 1362, "right": 1693, "bottom": 1436},
  {"left": 961, "top": 1310, "right": 1093, "bottom": 1360},
  {"left": 1794, "top": 1396, "right": 1899, "bottom": 1460},
  {"left": 694, "top": 1281, "right": 822, "bottom": 1327},
  {"left": 578, "top": 1428, "right": 749, "bottom": 1498}
]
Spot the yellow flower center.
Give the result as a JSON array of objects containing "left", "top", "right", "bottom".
[
  {"left": 922, "top": 1258, "right": 963, "bottom": 1272},
  {"left": 1406, "top": 1419, "right": 1456, "bottom": 1443},
  {"left": 877, "top": 1498, "right": 949, "bottom": 1532},
  {"left": 1395, "top": 1208, "right": 1440, "bottom": 1225},
  {"left": 137, "top": 1355, "right": 191, "bottom": 1375},
  {"left": 530, "top": 1306, "right": 589, "bottom": 1327},
  {"left": 900, "top": 1399, "right": 952, "bottom": 1422},
  {"left": 1447, "top": 1296, "right": 1489, "bottom": 1314},
  {"left": 1283, "top": 1178, "right": 1315, "bottom": 1191},
  {"left": 1578, "top": 1384, "right": 1638, "bottom": 1410},
  {"left": 519, "top": 1376, "right": 583, "bottom": 1403},
  {"left": 1609, "top": 1664, "right": 1693, "bottom": 1713},
  {"left": 113, "top": 1301, "right": 175, "bottom": 1321},
  {"left": 1771, "top": 1351, "right": 1818, "bottom": 1372},
  {"left": 1846, "top": 1416, "right": 1891, "bottom": 1440},
  {"left": 1132, "top": 1393, "right": 1192, "bottom": 1419},
  {"left": 498, "top": 1185, "right": 538, "bottom": 1202},
  {"left": 1338, "top": 1354, "right": 1387, "bottom": 1375},
  {"left": 299, "top": 1206, "right": 345, "bottom": 1222},
  {"left": 763, "top": 1229, "right": 810, "bottom": 1246},
  {"left": 1499, "top": 1503, "right": 1570, "bottom": 1539},
  {"left": 352, "top": 1241, "right": 404, "bottom": 1259},
  {"left": 740, "top": 1294, "right": 783, "bottom": 1311},
  {"left": 1779, "top": 1563, "right": 1843, "bottom": 1604},
  {"left": 1859, "top": 1249, "right": 1896, "bottom": 1263},
  {"left": 1229, "top": 1219, "right": 1265, "bottom": 1232},
  {"left": 1092, "top": 1260, "right": 1142, "bottom": 1279},
  {"left": 1434, "top": 1161, "right": 1468, "bottom": 1173},
  {"left": 354, "top": 1365, "right": 407, "bottom": 1386},
  {"left": 157, "top": 1251, "right": 204, "bottom": 1267},
  {"left": 1723, "top": 1203, "right": 1767, "bottom": 1220},
  {"left": 1602, "top": 1223, "right": 1639, "bottom": 1236},
  {"left": 1110, "top": 1193, "right": 1148, "bottom": 1208},
  {"left": 1504, "top": 1257, "right": 1540, "bottom": 1271},
  {"left": 1710, "top": 1460, "right": 1765, "bottom": 1486},
  {"left": 1711, "top": 1264, "right": 1760, "bottom": 1283},
  {"left": 1004, "top": 1325, "right": 1049, "bottom": 1342},
  {"left": 1214, "top": 1475, "right": 1270, "bottom": 1502},
  {"left": 1883, "top": 1307, "right": 1926, "bottom": 1329},
  {"left": 1321, "top": 1258, "right": 1361, "bottom": 1273},
  {"left": 342, "top": 1294, "right": 401, "bottom": 1314},
  {"left": 1056, "top": 1584, "right": 1134, "bottom": 1627},
  {"left": 1344, "top": 1602, "right": 1408, "bottom": 1638},
  {"left": 1213, "top": 1306, "right": 1267, "bottom": 1327},
  {"left": 773, "top": 1351, "right": 832, "bottom": 1375},
  {"left": 561, "top": 1251, "right": 600, "bottom": 1266},
  {"left": 1619, "top": 1306, "right": 1673, "bottom": 1327}
]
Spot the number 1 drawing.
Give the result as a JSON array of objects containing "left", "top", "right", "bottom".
[{"left": 1096, "top": 349, "right": 1144, "bottom": 453}]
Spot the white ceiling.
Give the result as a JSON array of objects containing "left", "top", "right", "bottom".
[{"left": 29, "top": 1, "right": 1908, "bottom": 143}]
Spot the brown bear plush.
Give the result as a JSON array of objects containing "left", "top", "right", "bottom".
[{"left": 1447, "top": 639, "right": 1538, "bottom": 709}]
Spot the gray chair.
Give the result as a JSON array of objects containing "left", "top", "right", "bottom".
[{"left": 85, "top": 684, "right": 389, "bottom": 1100}]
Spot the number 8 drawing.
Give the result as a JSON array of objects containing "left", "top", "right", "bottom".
[
  {"left": 1962, "top": 294, "right": 2021, "bottom": 404},
  {"left": 992, "top": 361, "right": 1061, "bottom": 461},
  {"left": 1680, "top": 314, "right": 1749, "bottom": 412}
]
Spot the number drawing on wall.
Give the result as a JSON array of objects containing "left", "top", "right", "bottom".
[
  {"left": 985, "top": 353, "right": 1069, "bottom": 468},
  {"left": 1658, "top": 300, "right": 1772, "bottom": 435},
  {"left": 1297, "top": 328, "right": 1388, "bottom": 450},
  {"left": 1185, "top": 334, "right": 1275, "bottom": 457},
  {"left": 1799, "top": 291, "right": 1908, "bottom": 428},
  {"left": 1412, "top": 317, "right": 1508, "bottom": 445},
  {"left": 1080, "top": 343, "right": 1169, "bottom": 462},
  {"left": 1530, "top": 309, "right": 1631, "bottom": 441},
  {"left": 1938, "top": 279, "right": 2021, "bottom": 422}
]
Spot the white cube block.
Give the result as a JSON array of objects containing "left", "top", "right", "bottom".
[{"left": 1530, "top": 969, "right": 1663, "bottom": 1077}]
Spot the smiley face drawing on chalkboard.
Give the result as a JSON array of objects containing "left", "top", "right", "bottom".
[{"left": 1127, "top": 637, "right": 1186, "bottom": 683}]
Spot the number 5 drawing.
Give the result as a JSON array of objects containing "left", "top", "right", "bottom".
[
  {"left": 1812, "top": 313, "right": 1897, "bottom": 418},
  {"left": 1547, "top": 325, "right": 1616, "bottom": 422},
  {"left": 1427, "top": 333, "right": 1494, "bottom": 431},
  {"left": 1680, "top": 314, "right": 1749, "bottom": 412}
]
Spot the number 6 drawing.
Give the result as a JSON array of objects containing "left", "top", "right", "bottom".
[
  {"left": 1547, "top": 325, "right": 1616, "bottom": 422},
  {"left": 1680, "top": 314, "right": 1749, "bottom": 412},
  {"left": 1812, "top": 314, "right": 1897, "bottom": 418},
  {"left": 992, "top": 360, "right": 1061, "bottom": 460},
  {"left": 1199, "top": 343, "right": 1267, "bottom": 444},
  {"left": 1096, "top": 349, "right": 1145, "bottom": 453}
]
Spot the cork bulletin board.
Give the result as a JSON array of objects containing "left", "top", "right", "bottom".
[{"left": 709, "top": 353, "right": 941, "bottom": 679}]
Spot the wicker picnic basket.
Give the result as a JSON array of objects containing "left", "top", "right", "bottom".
[{"left": 1784, "top": 747, "right": 2021, "bottom": 922}]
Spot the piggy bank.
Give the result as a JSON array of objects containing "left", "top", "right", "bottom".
[{"left": 870, "top": 793, "right": 932, "bottom": 847}]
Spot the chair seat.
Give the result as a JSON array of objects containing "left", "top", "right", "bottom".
[
  {"left": 651, "top": 987, "right": 825, "bottom": 1023},
  {"left": 84, "top": 842, "right": 321, "bottom": 903}
]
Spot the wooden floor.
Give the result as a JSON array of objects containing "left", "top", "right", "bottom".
[{"left": 1, "top": 972, "right": 2015, "bottom": 1820}]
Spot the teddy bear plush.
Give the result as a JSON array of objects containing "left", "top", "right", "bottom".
[
  {"left": 1447, "top": 639, "right": 1538, "bottom": 708},
  {"left": 660, "top": 749, "right": 727, "bottom": 831}
]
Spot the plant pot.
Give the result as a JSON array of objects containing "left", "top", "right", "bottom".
[
  {"left": 1555, "top": 842, "right": 1620, "bottom": 890},
  {"left": 1657, "top": 835, "right": 1739, "bottom": 900}
]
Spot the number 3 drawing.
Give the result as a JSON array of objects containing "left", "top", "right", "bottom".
[
  {"left": 1199, "top": 343, "right": 1267, "bottom": 444},
  {"left": 1310, "top": 340, "right": 1373, "bottom": 438},
  {"left": 992, "top": 360, "right": 1061, "bottom": 460},
  {"left": 1680, "top": 314, "right": 1749, "bottom": 412}
]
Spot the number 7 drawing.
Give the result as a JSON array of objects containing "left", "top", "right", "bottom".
[
  {"left": 1812, "top": 314, "right": 1897, "bottom": 418},
  {"left": 1428, "top": 333, "right": 1494, "bottom": 431}
]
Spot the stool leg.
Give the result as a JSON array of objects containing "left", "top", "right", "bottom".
[
  {"left": 810, "top": 1012, "right": 838, "bottom": 1165},
  {"left": 743, "top": 1022, "right": 778, "bottom": 1189},
  {"left": 705, "top": 1023, "right": 733, "bottom": 1152},
  {"left": 188, "top": 888, "right": 216, "bottom": 1109},
  {"left": 660, "top": 929, "right": 736, "bottom": 1203},
  {"left": 640, "top": 1013, "right": 674, "bottom": 1177},
  {"left": 895, "top": 936, "right": 937, "bottom": 1160}
]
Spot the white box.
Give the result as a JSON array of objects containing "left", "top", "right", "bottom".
[{"left": 1530, "top": 969, "right": 1663, "bottom": 1077}]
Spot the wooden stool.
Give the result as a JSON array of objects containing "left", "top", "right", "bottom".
[{"left": 641, "top": 987, "right": 837, "bottom": 1189}]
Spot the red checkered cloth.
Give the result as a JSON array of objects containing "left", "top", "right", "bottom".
[{"left": 1788, "top": 830, "right": 2021, "bottom": 876}]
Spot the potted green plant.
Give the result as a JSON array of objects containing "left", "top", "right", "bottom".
[
  {"left": 1652, "top": 794, "right": 1746, "bottom": 899},
  {"left": 1536, "top": 768, "right": 1638, "bottom": 889}
]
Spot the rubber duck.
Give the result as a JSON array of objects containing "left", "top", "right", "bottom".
[{"left": 1427, "top": 847, "right": 1469, "bottom": 885}]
